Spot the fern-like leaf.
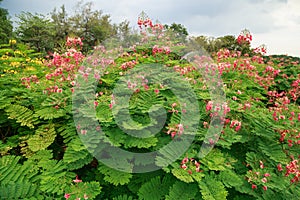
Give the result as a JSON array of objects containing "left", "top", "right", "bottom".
[
  {"left": 63, "top": 138, "right": 93, "bottom": 170},
  {"left": 0, "top": 180, "right": 38, "bottom": 199},
  {"left": 138, "top": 175, "right": 174, "bottom": 200},
  {"left": 27, "top": 124, "right": 56, "bottom": 152},
  {"left": 199, "top": 175, "right": 228, "bottom": 200},
  {"left": 34, "top": 107, "right": 66, "bottom": 120},
  {"left": 98, "top": 165, "right": 133, "bottom": 186},
  {"left": 165, "top": 181, "right": 198, "bottom": 200},
  {"left": 171, "top": 168, "right": 204, "bottom": 183},
  {"left": 218, "top": 170, "right": 243, "bottom": 188},
  {"left": 5, "top": 104, "right": 38, "bottom": 128}
]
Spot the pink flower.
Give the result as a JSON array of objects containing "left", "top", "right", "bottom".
[
  {"left": 181, "top": 164, "right": 187, "bottom": 170},
  {"left": 251, "top": 184, "right": 257, "bottom": 189},
  {"left": 45, "top": 74, "right": 52, "bottom": 80},
  {"left": 260, "top": 160, "right": 264, "bottom": 169},
  {"left": 80, "top": 129, "right": 87, "bottom": 135},
  {"left": 263, "top": 186, "right": 268, "bottom": 191},
  {"left": 235, "top": 125, "right": 241, "bottom": 132},
  {"left": 64, "top": 194, "right": 71, "bottom": 199},
  {"left": 277, "top": 163, "right": 283, "bottom": 171},
  {"left": 264, "top": 173, "right": 270, "bottom": 177},
  {"left": 261, "top": 177, "right": 267, "bottom": 183},
  {"left": 181, "top": 157, "right": 189, "bottom": 164},
  {"left": 244, "top": 103, "right": 251, "bottom": 109},
  {"left": 206, "top": 101, "right": 213, "bottom": 112},
  {"left": 73, "top": 175, "right": 82, "bottom": 183}
]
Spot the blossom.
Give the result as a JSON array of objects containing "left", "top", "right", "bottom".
[
  {"left": 73, "top": 175, "right": 82, "bottom": 183},
  {"left": 259, "top": 160, "right": 264, "bottom": 169},
  {"left": 261, "top": 177, "right": 267, "bottom": 183},
  {"left": 277, "top": 163, "right": 283, "bottom": 171},
  {"left": 263, "top": 186, "right": 268, "bottom": 191},
  {"left": 181, "top": 157, "right": 189, "bottom": 165},
  {"left": 206, "top": 101, "right": 213, "bottom": 112},
  {"left": 64, "top": 194, "right": 71, "bottom": 199}
]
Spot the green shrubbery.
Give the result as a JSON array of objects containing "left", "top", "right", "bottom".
[{"left": 0, "top": 16, "right": 299, "bottom": 200}]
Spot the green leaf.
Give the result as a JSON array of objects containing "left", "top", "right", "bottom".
[
  {"left": 199, "top": 175, "right": 228, "bottom": 200},
  {"left": 34, "top": 107, "right": 66, "bottom": 120},
  {"left": 218, "top": 170, "right": 243, "bottom": 188},
  {"left": 138, "top": 175, "right": 174, "bottom": 200},
  {"left": 171, "top": 168, "right": 204, "bottom": 183},
  {"left": 5, "top": 104, "right": 38, "bottom": 128},
  {"left": 166, "top": 181, "right": 198, "bottom": 200},
  {"left": 98, "top": 165, "right": 132, "bottom": 186},
  {"left": 200, "top": 149, "right": 227, "bottom": 171},
  {"left": 63, "top": 138, "right": 93, "bottom": 170},
  {"left": 27, "top": 124, "right": 56, "bottom": 152}
]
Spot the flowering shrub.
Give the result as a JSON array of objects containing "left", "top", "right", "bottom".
[{"left": 0, "top": 14, "right": 299, "bottom": 200}]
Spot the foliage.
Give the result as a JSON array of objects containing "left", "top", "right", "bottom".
[
  {"left": 0, "top": 0, "right": 13, "bottom": 44},
  {"left": 15, "top": 12, "right": 55, "bottom": 53},
  {"left": 0, "top": 12, "right": 299, "bottom": 200}
]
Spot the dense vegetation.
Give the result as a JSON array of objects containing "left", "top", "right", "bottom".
[{"left": 0, "top": 2, "right": 299, "bottom": 200}]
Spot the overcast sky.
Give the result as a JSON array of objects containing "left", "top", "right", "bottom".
[{"left": 2, "top": 0, "right": 300, "bottom": 57}]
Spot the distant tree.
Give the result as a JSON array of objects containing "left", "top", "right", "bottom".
[
  {"left": 15, "top": 12, "right": 55, "bottom": 52},
  {"left": 51, "top": 5, "right": 71, "bottom": 49},
  {"left": 68, "top": 1, "right": 116, "bottom": 52},
  {"left": 116, "top": 20, "right": 131, "bottom": 39},
  {"left": 165, "top": 23, "right": 188, "bottom": 41},
  {"left": 0, "top": 0, "right": 13, "bottom": 44},
  {"left": 216, "top": 35, "right": 238, "bottom": 51}
]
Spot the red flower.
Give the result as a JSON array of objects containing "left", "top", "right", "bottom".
[
  {"left": 263, "top": 186, "right": 268, "bottom": 191},
  {"left": 277, "top": 163, "right": 283, "bottom": 171},
  {"left": 64, "top": 194, "right": 71, "bottom": 199},
  {"left": 73, "top": 175, "right": 82, "bottom": 183}
]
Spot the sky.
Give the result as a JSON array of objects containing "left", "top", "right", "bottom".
[{"left": 1, "top": 0, "right": 300, "bottom": 57}]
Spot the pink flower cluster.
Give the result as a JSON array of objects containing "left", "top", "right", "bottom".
[
  {"left": 21, "top": 75, "right": 39, "bottom": 88},
  {"left": 285, "top": 159, "right": 299, "bottom": 184},
  {"left": 229, "top": 119, "right": 242, "bottom": 132},
  {"left": 166, "top": 123, "right": 184, "bottom": 138},
  {"left": 247, "top": 161, "right": 271, "bottom": 191},
  {"left": 64, "top": 175, "right": 89, "bottom": 200},
  {"left": 180, "top": 157, "right": 201, "bottom": 174},
  {"left": 253, "top": 45, "right": 267, "bottom": 55},
  {"left": 66, "top": 37, "right": 83, "bottom": 47},
  {"left": 120, "top": 60, "right": 137, "bottom": 70},
  {"left": 173, "top": 65, "right": 195, "bottom": 75},
  {"left": 237, "top": 29, "right": 252, "bottom": 44},
  {"left": 152, "top": 45, "right": 170, "bottom": 55}
]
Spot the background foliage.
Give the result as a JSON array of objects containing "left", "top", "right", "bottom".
[{"left": 0, "top": 1, "right": 299, "bottom": 199}]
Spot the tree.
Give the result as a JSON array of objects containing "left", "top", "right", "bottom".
[
  {"left": 0, "top": 0, "right": 13, "bottom": 44},
  {"left": 216, "top": 35, "right": 237, "bottom": 51},
  {"left": 165, "top": 23, "right": 188, "bottom": 41},
  {"left": 68, "top": 1, "right": 116, "bottom": 52},
  {"left": 51, "top": 5, "right": 71, "bottom": 49},
  {"left": 15, "top": 12, "right": 55, "bottom": 52}
]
